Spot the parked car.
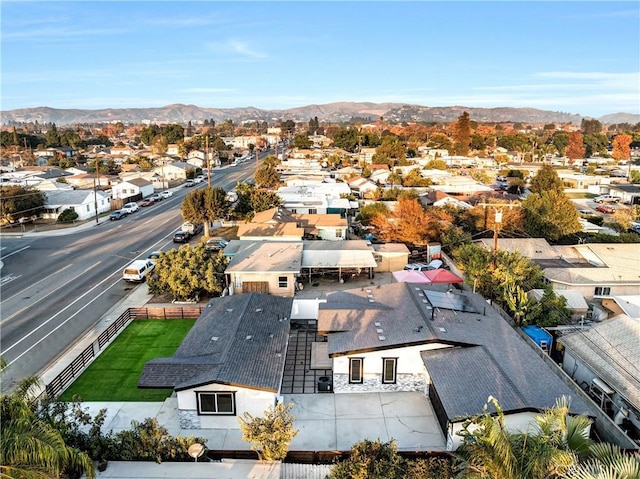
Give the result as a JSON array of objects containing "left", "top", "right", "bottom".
[
  {"left": 184, "top": 179, "right": 195, "bottom": 187},
  {"left": 151, "top": 193, "right": 163, "bottom": 202},
  {"left": 110, "top": 210, "right": 128, "bottom": 221},
  {"left": 594, "top": 195, "right": 620, "bottom": 203},
  {"left": 147, "top": 250, "right": 162, "bottom": 261},
  {"left": 173, "top": 230, "right": 191, "bottom": 243},
  {"left": 595, "top": 204, "right": 615, "bottom": 214},
  {"left": 194, "top": 175, "right": 205, "bottom": 183},
  {"left": 404, "top": 263, "right": 430, "bottom": 272},
  {"left": 160, "top": 190, "right": 173, "bottom": 199},
  {"left": 205, "top": 237, "right": 228, "bottom": 251},
  {"left": 426, "top": 259, "right": 443, "bottom": 270},
  {"left": 121, "top": 202, "right": 139, "bottom": 214},
  {"left": 140, "top": 198, "right": 154, "bottom": 207},
  {"left": 578, "top": 209, "right": 596, "bottom": 216}
]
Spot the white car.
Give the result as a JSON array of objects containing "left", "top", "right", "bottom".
[
  {"left": 594, "top": 195, "right": 620, "bottom": 203},
  {"left": 160, "top": 190, "right": 173, "bottom": 199},
  {"left": 121, "top": 202, "right": 139, "bottom": 214}
]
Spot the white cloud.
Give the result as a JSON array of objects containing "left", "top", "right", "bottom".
[{"left": 205, "top": 39, "right": 268, "bottom": 60}]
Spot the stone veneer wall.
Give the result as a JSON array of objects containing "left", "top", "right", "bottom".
[
  {"left": 334, "top": 373, "right": 426, "bottom": 393},
  {"left": 179, "top": 410, "right": 201, "bottom": 429}
]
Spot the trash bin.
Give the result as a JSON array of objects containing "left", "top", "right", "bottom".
[{"left": 317, "top": 376, "right": 332, "bottom": 392}]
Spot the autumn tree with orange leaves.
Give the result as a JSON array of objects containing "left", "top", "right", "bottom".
[
  {"left": 371, "top": 198, "right": 454, "bottom": 245},
  {"left": 612, "top": 134, "right": 632, "bottom": 162},
  {"left": 565, "top": 131, "right": 586, "bottom": 160}
]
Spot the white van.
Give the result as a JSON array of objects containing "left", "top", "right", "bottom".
[{"left": 122, "top": 259, "right": 155, "bottom": 282}]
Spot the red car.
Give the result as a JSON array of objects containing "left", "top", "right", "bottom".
[
  {"left": 140, "top": 198, "right": 155, "bottom": 207},
  {"left": 595, "top": 204, "right": 615, "bottom": 214}
]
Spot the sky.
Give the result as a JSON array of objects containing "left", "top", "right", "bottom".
[{"left": 1, "top": 1, "right": 639, "bottom": 118}]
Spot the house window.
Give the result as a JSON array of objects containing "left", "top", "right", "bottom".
[
  {"left": 234, "top": 276, "right": 242, "bottom": 289},
  {"left": 382, "top": 358, "right": 397, "bottom": 384},
  {"left": 595, "top": 287, "right": 611, "bottom": 296},
  {"left": 278, "top": 276, "right": 288, "bottom": 288},
  {"left": 196, "top": 391, "right": 235, "bottom": 415},
  {"left": 308, "top": 209, "right": 317, "bottom": 214},
  {"left": 335, "top": 229, "right": 343, "bottom": 238},
  {"left": 86, "top": 205, "right": 90, "bottom": 212},
  {"left": 349, "top": 358, "right": 363, "bottom": 384}
]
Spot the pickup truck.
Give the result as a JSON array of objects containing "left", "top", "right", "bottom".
[{"left": 181, "top": 222, "right": 203, "bottom": 235}]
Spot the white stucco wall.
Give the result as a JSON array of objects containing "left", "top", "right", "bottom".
[
  {"left": 177, "top": 383, "right": 276, "bottom": 429},
  {"left": 333, "top": 343, "right": 450, "bottom": 393},
  {"left": 231, "top": 272, "right": 297, "bottom": 297}
]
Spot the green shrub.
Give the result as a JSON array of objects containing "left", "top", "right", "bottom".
[{"left": 58, "top": 208, "right": 79, "bottom": 223}]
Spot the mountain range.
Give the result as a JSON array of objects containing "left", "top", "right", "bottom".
[{"left": 1, "top": 102, "right": 638, "bottom": 126}]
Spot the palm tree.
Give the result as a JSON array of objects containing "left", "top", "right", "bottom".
[
  {"left": 0, "top": 377, "right": 95, "bottom": 478},
  {"left": 455, "top": 397, "right": 583, "bottom": 479},
  {"left": 566, "top": 443, "right": 640, "bottom": 479}
]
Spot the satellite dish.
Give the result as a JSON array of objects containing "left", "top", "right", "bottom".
[{"left": 188, "top": 443, "right": 205, "bottom": 462}]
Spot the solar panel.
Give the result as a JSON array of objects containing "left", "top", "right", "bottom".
[{"left": 422, "top": 289, "right": 477, "bottom": 313}]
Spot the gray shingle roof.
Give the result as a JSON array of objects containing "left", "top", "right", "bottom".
[
  {"left": 560, "top": 315, "right": 640, "bottom": 410},
  {"left": 138, "top": 293, "right": 293, "bottom": 392},
  {"left": 320, "top": 282, "right": 592, "bottom": 419}
]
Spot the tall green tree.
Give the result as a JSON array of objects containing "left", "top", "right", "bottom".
[
  {"left": 332, "top": 127, "right": 360, "bottom": 152},
  {"left": 0, "top": 377, "right": 96, "bottom": 479},
  {"left": 453, "top": 112, "right": 472, "bottom": 156},
  {"left": 522, "top": 191, "right": 582, "bottom": 242},
  {"left": 254, "top": 163, "right": 280, "bottom": 188},
  {"left": 181, "top": 187, "right": 230, "bottom": 238},
  {"left": 0, "top": 185, "right": 46, "bottom": 223},
  {"left": 552, "top": 131, "right": 570, "bottom": 157},
  {"left": 147, "top": 242, "right": 228, "bottom": 301},
  {"left": 529, "top": 165, "right": 564, "bottom": 194},
  {"left": 234, "top": 183, "right": 282, "bottom": 218},
  {"left": 292, "top": 133, "right": 312, "bottom": 149}
]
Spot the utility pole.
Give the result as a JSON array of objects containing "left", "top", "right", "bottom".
[
  {"left": 206, "top": 135, "right": 211, "bottom": 188},
  {"left": 478, "top": 202, "right": 521, "bottom": 269},
  {"left": 93, "top": 158, "right": 100, "bottom": 224}
]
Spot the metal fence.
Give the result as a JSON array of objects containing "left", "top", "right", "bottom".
[{"left": 43, "top": 307, "right": 203, "bottom": 399}]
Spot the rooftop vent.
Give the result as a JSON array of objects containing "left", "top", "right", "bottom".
[
  {"left": 378, "top": 335, "right": 386, "bottom": 341},
  {"left": 438, "top": 327, "right": 446, "bottom": 333},
  {"left": 255, "top": 308, "right": 263, "bottom": 313},
  {"left": 226, "top": 308, "right": 233, "bottom": 313},
  {"left": 374, "top": 321, "right": 381, "bottom": 327},
  {"left": 246, "top": 335, "right": 253, "bottom": 340},
  {"left": 376, "top": 328, "right": 384, "bottom": 334},
  {"left": 211, "top": 336, "right": 219, "bottom": 341}
]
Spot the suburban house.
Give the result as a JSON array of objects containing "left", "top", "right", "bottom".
[
  {"left": 599, "top": 295, "right": 640, "bottom": 320},
  {"left": 346, "top": 176, "right": 378, "bottom": 198},
  {"left": 607, "top": 184, "right": 640, "bottom": 205},
  {"left": 225, "top": 241, "right": 304, "bottom": 297},
  {"left": 224, "top": 239, "right": 382, "bottom": 296},
  {"left": 475, "top": 239, "right": 640, "bottom": 303},
  {"left": 559, "top": 173, "right": 606, "bottom": 190},
  {"left": 236, "top": 208, "right": 305, "bottom": 241},
  {"left": 429, "top": 176, "right": 493, "bottom": 196},
  {"left": 559, "top": 314, "right": 640, "bottom": 443},
  {"left": 111, "top": 178, "right": 154, "bottom": 202},
  {"left": 64, "top": 173, "right": 114, "bottom": 190},
  {"left": 277, "top": 182, "right": 352, "bottom": 215},
  {"left": 43, "top": 190, "right": 111, "bottom": 221},
  {"left": 153, "top": 161, "right": 194, "bottom": 184},
  {"left": 419, "top": 190, "right": 472, "bottom": 209},
  {"left": 138, "top": 293, "right": 293, "bottom": 430},
  {"left": 317, "top": 282, "right": 593, "bottom": 450}
]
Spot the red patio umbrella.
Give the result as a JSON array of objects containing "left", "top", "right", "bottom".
[
  {"left": 421, "top": 269, "right": 464, "bottom": 284},
  {"left": 392, "top": 270, "right": 432, "bottom": 284}
]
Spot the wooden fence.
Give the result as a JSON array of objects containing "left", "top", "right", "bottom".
[{"left": 43, "top": 307, "right": 203, "bottom": 399}]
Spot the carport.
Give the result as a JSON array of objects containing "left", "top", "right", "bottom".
[{"left": 301, "top": 240, "right": 378, "bottom": 284}]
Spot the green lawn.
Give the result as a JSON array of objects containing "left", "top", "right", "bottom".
[
  {"left": 59, "top": 319, "right": 196, "bottom": 402},
  {"left": 565, "top": 192, "right": 596, "bottom": 199}
]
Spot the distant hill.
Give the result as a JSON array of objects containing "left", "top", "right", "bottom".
[{"left": 1, "top": 102, "right": 638, "bottom": 125}]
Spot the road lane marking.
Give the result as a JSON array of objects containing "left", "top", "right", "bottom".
[
  {"left": 0, "top": 263, "right": 75, "bottom": 305},
  {"left": 0, "top": 262, "right": 99, "bottom": 325},
  {"left": 1, "top": 274, "right": 22, "bottom": 286},
  {"left": 1, "top": 261, "right": 127, "bottom": 359},
  {"left": 0, "top": 245, "right": 30, "bottom": 260},
  {"left": 2, "top": 228, "right": 184, "bottom": 364}
]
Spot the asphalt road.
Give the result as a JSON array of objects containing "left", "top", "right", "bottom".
[{"left": 0, "top": 158, "right": 263, "bottom": 393}]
